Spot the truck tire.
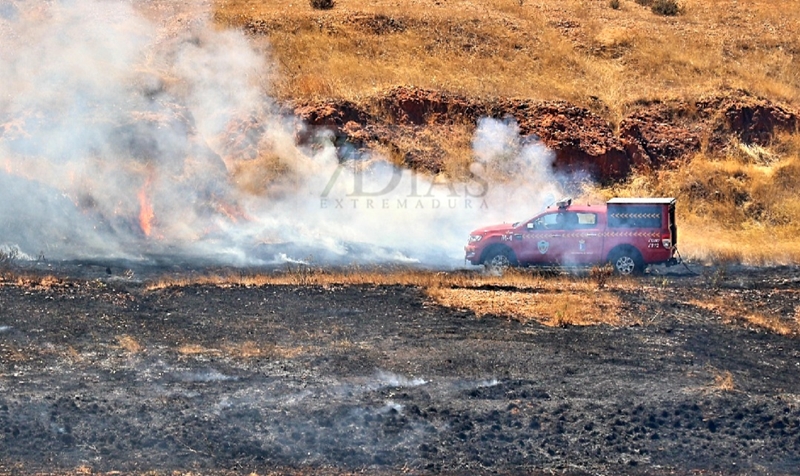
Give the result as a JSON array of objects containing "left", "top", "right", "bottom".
[
  {"left": 483, "top": 246, "right": 518, "bottom": 272},
  {"left": 608, "top": 247, "right": 644, "bottom": 276}
]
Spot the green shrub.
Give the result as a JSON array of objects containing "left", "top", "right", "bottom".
[{"left": 310, "top": 0, "right": 335, "bottom": 10}]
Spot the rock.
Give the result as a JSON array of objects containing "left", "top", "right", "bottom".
[
  {"left": 697, "top": 92, "right": 799, "bottom": 150},
  {"left": 376, "top": 87, "right": 481, "bottom": 125},
  {"left": 496, "top": 99, "right": 630, "bottom": 181},
  {"left": 619, "top": 101, "right": 703, "bottom": 169}
]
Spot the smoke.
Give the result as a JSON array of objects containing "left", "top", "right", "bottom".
[{"left": 0, "top": 0, "right": 565, "bottom": 267}]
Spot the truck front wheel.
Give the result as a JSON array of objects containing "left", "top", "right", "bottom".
[
  {"left": 609, "top": 248, "right": 644, "bottom": 276},
  {"left": 483, "top": 246, "right": 518, "bottom": 272}
]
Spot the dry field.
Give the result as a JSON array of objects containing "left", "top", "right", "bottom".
[{"left": 213, "top": 0, "right": 800, "bottom": 112}]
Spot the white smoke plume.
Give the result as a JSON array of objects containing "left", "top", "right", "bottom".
[{"left": 0, "top": 0, "right": 564, "bottom": 268}]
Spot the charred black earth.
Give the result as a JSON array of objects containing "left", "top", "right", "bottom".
[{"left": 1, "top": 264, "right": 799, "bottom": 475}]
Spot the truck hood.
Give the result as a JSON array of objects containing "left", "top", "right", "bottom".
[{"left": 469, "top": 223, "right": 515, "bottom": 236}]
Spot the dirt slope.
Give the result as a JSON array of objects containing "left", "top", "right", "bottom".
[{"left": 293, "top": 87, "right": 799, "bottom": 181}]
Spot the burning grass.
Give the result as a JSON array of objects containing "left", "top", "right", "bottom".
[{"left": 0, "top": 273, "right": 67, "bottom": 289}]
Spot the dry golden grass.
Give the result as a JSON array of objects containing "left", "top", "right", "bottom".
[
  {"left": 603, "top": 134, "right": 800, "bottom": 265},
  {"left": 146, "top": 267, "right": 639, "bottom": 292},
  {"left": 213, "top": 0, "right": 800, "bottom": 111},
  {"left": 689, "top": 297, "right": 797, "bottom": 336},
  {"left": 177, "top": 343, "right": 218, "bottom": 356},
  {"left": 223, "top": 341, "right": 306, "bottom": 359},
  {"left": 177, "top": 341, "right": 306, "bottom": 359},
  {"left": 209, "top": 0, "right": 800, "bottom": 267},
  {"left": 116, "top": 335, "right": 143, "bottom": 354},
  {"left": 742, "top": 313, "right": 796, "bottom": 336},
  {"left": 426, "top": 287, "right": 624, "bottom": 327},
  {"left": 709, "top": 370, "right": 736, "bottom": 393}
]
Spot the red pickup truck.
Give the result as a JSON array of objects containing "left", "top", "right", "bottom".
[{"left": 465, "top": 198, "right": 679, "bottom": 275}]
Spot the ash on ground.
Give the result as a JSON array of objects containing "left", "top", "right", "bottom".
[{"left": 1, "top": 267, "right": 799, "bottom": 475}]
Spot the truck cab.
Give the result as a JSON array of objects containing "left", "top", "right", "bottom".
[{"left": 465, "top": 198, "right": 679, "bottom": 275}]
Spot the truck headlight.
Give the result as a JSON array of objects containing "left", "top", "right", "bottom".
[
  {"left": 469, "top": 234, "right": 483, "bottom": 243},
  {"left": 662, "top": 238, "right": 672, "bottom": 249}
]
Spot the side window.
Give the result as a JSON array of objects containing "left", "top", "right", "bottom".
[
  {"left": 575, "top": 212, "right": 597, "bottom": 228},
  {"left": 532, "top": 213, "right": 564, "bottom": 230}
]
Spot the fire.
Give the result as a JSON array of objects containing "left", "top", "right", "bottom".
[
  {"left": 138, "top": 175, "right": 155, "bottom": 237},
  {"left": 214, "top": 198, "right": 250, "bottom": 223}
]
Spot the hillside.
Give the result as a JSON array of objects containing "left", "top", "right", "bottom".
[
  {"left": 213, "top": 0, "right": 799, "bottom": 109},
  {"left": 211, "top": 0, "right": 800, "bottom": 264}
]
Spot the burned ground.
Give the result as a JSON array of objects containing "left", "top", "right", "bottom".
[{"left": 0, "top": 265, "right": 799, "bottom": 475}]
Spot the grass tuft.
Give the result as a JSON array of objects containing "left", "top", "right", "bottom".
[
  {"left": 116, "top": 335, "right": 142, "bottom": 354},
  {"left": 310, "top": 0, "right": 335, "bottom": 10},
  {"left": 650, "top": 0, "right": 680, "bottom": 16},
  {"left": 590, "top": 264, "right": 614, "bottom": 289},
  {"left": 712, "top": 370, "right": 736, "bottom": 392}
]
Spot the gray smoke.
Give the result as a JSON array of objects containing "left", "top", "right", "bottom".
[{"left": 0, "top": 0, "right": 564, "bottom": 267}]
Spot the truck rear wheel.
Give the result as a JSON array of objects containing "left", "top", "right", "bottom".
[
  {"left": 609, "top": 248, "right": 644, "bottom": 276},
  {"left": 483, "top": 247, "right": 518, "bottom": 272}
]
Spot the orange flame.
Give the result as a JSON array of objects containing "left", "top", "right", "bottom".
[
  {"left": 215, "top": 200, "right": 249, "bottom": 223},
  {"left": 138, "top": 176, "right": 155, "bottom": 237}
]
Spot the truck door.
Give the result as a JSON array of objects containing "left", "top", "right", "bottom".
[
  {"left": 519, "top": 212, "right": 575, "bottom": 265},
  {"left": 520, "top": 211, "right": 604, "bottom": 266},
  {"left": 557, "top": 211, "right": 604, "bottom": 265}
]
